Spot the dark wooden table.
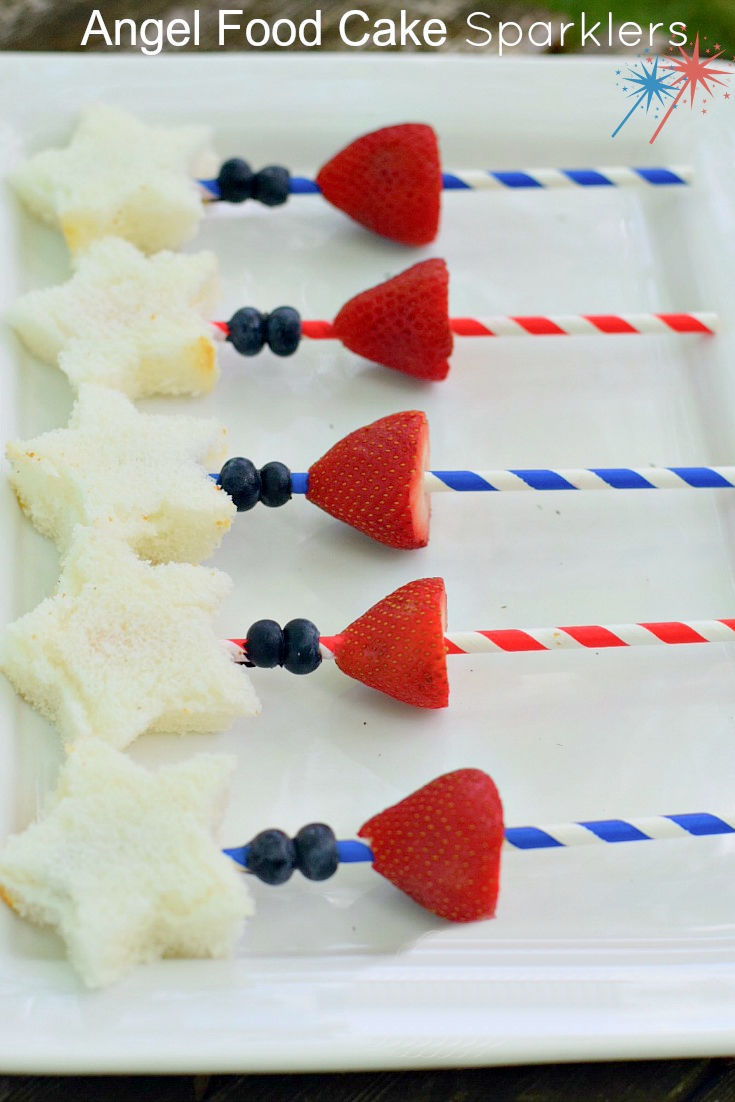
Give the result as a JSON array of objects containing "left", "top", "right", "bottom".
[{"left": 3, "top": 1060, "right": 735, "bottom": 1100}]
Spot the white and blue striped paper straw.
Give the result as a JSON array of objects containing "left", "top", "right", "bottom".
[
  {"left": 504, "top": 812, "right": 735, "bottom": 849},
  {"left": 423, "top": 466, "right": 735, "bottom": 492},
  {"left": 282, "top": 467, "right": 735, "bottom": 496},
  {"left": 224, "top": 811, "right": 735, "bottom": 868},
  {"left": 200, "top": 165, "right": 692, "bottom": 200},
  {"left": 439, "top": 166, "right": 692, "bottom": 189}
]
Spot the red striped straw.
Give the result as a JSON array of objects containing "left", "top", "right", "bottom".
[
  {"left": 317, "top": 619, "right": 735, "bottom": 658},
  {"left": 299, "top": 313, "right": 717, "bottom": 339}
]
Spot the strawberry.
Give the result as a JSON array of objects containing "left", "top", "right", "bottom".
[
  {"left": 333, "top": 259, "right": 453, "bottom": 381},
  {"left": 316, "top": 124, "right": 442, "bottom": 246},
  {"left": 306, "top": 410, "right": 430, "bottom": 549},
  {"left": 358, "top": 769, "right": 504, "bottom": 922},
  {"left": 332, "top": 577, "right": 448, "bottom": 708}
]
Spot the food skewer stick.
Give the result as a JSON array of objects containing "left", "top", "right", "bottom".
[
  {"left": 316, "top": 618, "right": 735, "bottom": 659},
  {"left": 221, "top": 768, "right": 732, "bottom": 924},
  {"left": 231, "top": 577, "right": 735, "bottom": 709},
  {"left": 201, "top": 165, "right": 693, "bottom": 201},
  {"left": 200, "top": 124, "right": 692, "bottom": 244},
  {"left": 213, "top": 258, "right": 716, "bottom": 382},
  {"left": 225, "top": 810, "right": 735, "bottom": 869},
  {"left": 213, "top": 410, "right": 735, "bottom": 551},
  {"left": 290, "top": 463, "right": 735, "bottom": 494},
  {"left": 213, "top": 311, "right": 716, "bottom": 343}
]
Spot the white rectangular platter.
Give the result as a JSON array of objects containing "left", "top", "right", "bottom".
[{"left": 2, "top": 52, "right": 735, "bottom": 1073}]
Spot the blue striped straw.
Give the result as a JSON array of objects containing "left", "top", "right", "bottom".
[
  {"left": 423, "top": 467, "right": 735, "bottom": 492},
  {"left": 223, "top": 811, "right": 735, "bottom": 868},
  {"left": 439, "top": 167, "right": 691, "bottom": 188},
  {"left": 200, "top": 165, "right": 691, "bottom": 200},
  {"left": 504, "top": 812, "right": 735, "bottom": 849},
  {"left": 212, "top": 468, "right": 735, "bottom": 497},
  {"left": 286, "top": 468, "right": 735, "bottom": 495}
]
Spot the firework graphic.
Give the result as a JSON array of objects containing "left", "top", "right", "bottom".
[
  {"left": 613, "top": 36, "right": 732, "bottom": 144},
  {"left": 651, "top": 36, "right": 730, "bottom": 142},
  {"left": 612, "top": 55, "right": 678, "bottom": 138}
]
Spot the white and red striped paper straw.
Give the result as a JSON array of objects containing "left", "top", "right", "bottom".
[
  {"left": 296, "top": 313, "right": 718, "bottom": 339},
  {"left": 318, "top": 619, "right": 735, "bottom": 659}
]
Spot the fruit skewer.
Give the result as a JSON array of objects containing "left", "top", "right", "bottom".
[
  {"left": 11, "top": 394, "right": 735, "bottom": 565},
  {"left": 214, "top": 258, "right": 715, "bottom": 381},
  {"left": 235, "top": 577, "right": 735, "bottom": 709},
  {"left": 225, "top": 766, "right": 734, "bottom": 922},
  {"left": 200, "top": 123, "right": 691, "bottom": 244},
  {"left": 12, "top": 392, "right": 735, "bottom": 566},
  {"left": 6, "top": 537, "right": 735, "bottom": 741},
  {"left": 10, "top": 109, "right": 693, "bottom": 256},
  {"left": 203, "top": 165, "right": 693, "bottom": 200},
  {"left": 3, "top": 753, "right": 726, "bottom": 987},
  {"left": 241, "top": 459, "right": 735, "bottom": 495},
  {"left": 216, "top": 410, "right": 735, "bottom": 550},
  {"left": 9, "top": 251, "right": 713, "bottom": 397}
]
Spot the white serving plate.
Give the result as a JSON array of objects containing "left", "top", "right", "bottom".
[{"left": 2, "top": 52, "right": 735, "bottom": 1073}]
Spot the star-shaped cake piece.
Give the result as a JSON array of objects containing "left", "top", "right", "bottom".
[
  {"left": 1, "top": 527, "right": 259, "bottom": 749},
  {"left": 11, "top": 104, "right": 214, "bottom": 254},
  {"left": 7, "top": 384, "right": 235, "bottom": 563},
  {"left": 9, "top": 237, "right": 221, "bottom": 398},
  {"left": 0, "top": 740, "right": 253, "bottom": 987}
]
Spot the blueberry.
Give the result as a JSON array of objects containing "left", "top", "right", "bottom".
[
  {"left": 282, "top": 618, "right": 322, "bottom": 675},
  {"left": 266, "top": 307, "right": 301, "bottom": 357},
  {"left": 253, "top": 165, "right": 291, "bottom": 207},
  {"left": 245, "top": 619, "right": 284, "bottom": 669},
  {"left": 227, "top": 307, "right": 266, "bottom": 357},
  {"left": 216, "top": 158, "right": 255, "bottom": 203},
  {"left": 219, "top": 457, "right": 260, "bottom": 511},
  {"left": 246, "top": 829, "right": 296, "bottom": 885},
  {"left": 294, "top": 823, "right": 338, "bottom": 881},
  {"left": 259, "top": 462, "right": 292, "bottom": 508}
]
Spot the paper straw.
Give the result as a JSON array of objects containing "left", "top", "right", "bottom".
[
  {"left": 443, "top": 313, "right": 717, "bottom": 336},
  {"left": 316, "top": 619, "right": 735, "bottom": 660},
  {"left": 440, "top": 166, "right": 693, "bottom": 189},
  {"left": 200, "top": 165, "right": 692, "bottom": 200},
  {"left": 280, "top": 467, "right": 735, "bottom": 496},
  {"left": 223, "top": 809, "right": 735, "bottom": 868},
  {"left": 215, "top": 313, "right": 717, "bottom": 341},
  {"left": 422, "top": 467, "right": 735, "bottom": 492},
  {"left": 300, "top": 314, "right": 717, "bottom": 338}
]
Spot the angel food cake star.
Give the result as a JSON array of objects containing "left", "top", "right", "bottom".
[
  {"left": 6, "top": 385, "right": 235, "bottom": 563},
  {"left": 8, "top": 238, "right": 220, "bottom": 398},
  {"left": 11, "top": 104, "right": 214, "bottom": 254},
  {"left": 0, "top": 527, "right": 259, "bottom": 749},
  {"left": 0, "top": 740, "right": 253, "bottom": 987}
]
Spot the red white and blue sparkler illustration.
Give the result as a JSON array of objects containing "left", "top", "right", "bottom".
[
  {"left": 613, "top": 36, "right": 731, "bottom": 144},
  {"left": 612, "top": 55, "right": 678, "bottom": 138},
  {"left": 651, "top": 36, "right": 730, "bottom": 142}
]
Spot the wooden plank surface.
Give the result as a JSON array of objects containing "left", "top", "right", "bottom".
[{"left": 3, "top": 1062, "right": 735, "bottom": 1101}]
